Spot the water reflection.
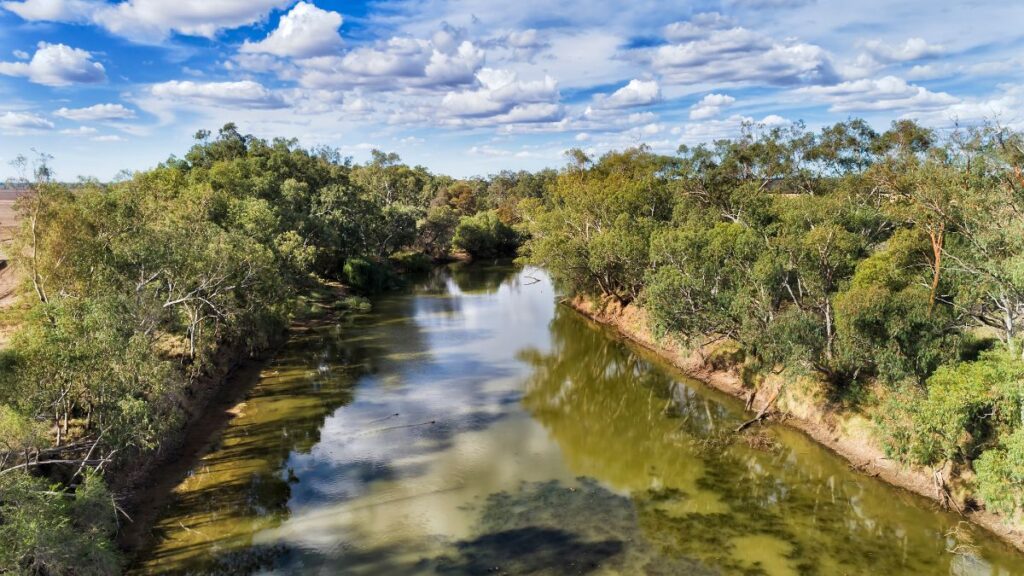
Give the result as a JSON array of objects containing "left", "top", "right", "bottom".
[
  {"left": 135, "top": 265, "right": 1024, "bottom": 575},
  {"left": 447, "top": 259, "right": 522, "bottom": 294},
  {"left": 523, "top": 308, "right": 1024, "bottom": 574},
  {"left": 134, "top": 302, "right": 420, "bottom": 573}
]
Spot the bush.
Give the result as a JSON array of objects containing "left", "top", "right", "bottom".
[
  {"left": 834, "top": 230, "right": 958, "bottom": 384},
  {"left": 343, "top": 257, "right": 398, "bottom": 294},
  {"left": 878, "top": 350, "right": 1023, "bottom": 467},
  {"left": 417, "top": 205, "right": 460, "bottom": 258},
  {"left": 0, "top": 471, "right": 121, "bottom": 575},
  {"left": 975, "top": 428, "right": 1024, "bottom": 516},
  {"left": 452, "top": 210, "right": 521, "bottom": 258},
  {"left": 705, "top": 341, "right": 746, "bottom": 372},
  {"left": 339, "top": 295, "right": 372, "bottom": 313},
  {"left": 389, "top": 250, "right": 433, "bottom": 274}
]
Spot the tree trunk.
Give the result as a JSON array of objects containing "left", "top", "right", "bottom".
[
  {"left": 928, "top": 223, "right": 944, "bottom": 315},
  {"left": 29, "top": 202, "right": 49, "bottom": 305},
  {"left": 824, "top": 298, "right": 834, "bottom": 362}
]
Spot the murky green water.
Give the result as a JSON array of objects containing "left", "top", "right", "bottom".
[{"left": 136, "top": 263, "right": 1024, "bottom": 575}]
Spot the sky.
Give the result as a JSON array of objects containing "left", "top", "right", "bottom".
[{"left": 1, "top": 0, "right": 1023, "bottom": 181}]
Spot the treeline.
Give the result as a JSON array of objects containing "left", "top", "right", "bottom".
[
  {"left": 521, "top": 120, "right": 1024, "bottom": 522},
  {"left": 0, "top": 124, "right": 547, "bottom": 574}
]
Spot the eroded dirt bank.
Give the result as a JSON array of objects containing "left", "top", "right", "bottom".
[{"left": 566, "top": 295, "right": 1024, "bottom": 554}]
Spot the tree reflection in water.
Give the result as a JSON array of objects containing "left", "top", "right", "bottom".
[{"left": 518, "top": 306, "right": 1017, "bottom": 575}]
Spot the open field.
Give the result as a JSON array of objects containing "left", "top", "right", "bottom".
[
  {"left": 0, "top": 187, "right": 23, "bottom": 260},
  {"left": 0, "top": 188, "right": 24, "bottom": 341}
]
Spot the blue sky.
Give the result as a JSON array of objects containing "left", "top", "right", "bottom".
[{"left": 1, "top": 0, "right": 1023, "bottom": 181}]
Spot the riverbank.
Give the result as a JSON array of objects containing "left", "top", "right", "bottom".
[
  {"left": 115, "top": 343, "right": 275, "bottom": 556},
  {"left": 566, "top": 295, "right": 1024, "bottom": 554},
  {"left": 116, "top": 281, "right": 353, "bottom": 561}
]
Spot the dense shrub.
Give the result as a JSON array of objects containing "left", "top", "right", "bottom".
[
  {"left": 452, "top": 210, "right": 521, "bottom": 258},
  {"left": 390, "top": 250, "right": 434, "bottom": 274},
  {"left": 0, "top": 471, "right": 120, "bottom": 575},
  {"left": 976, "top": 429, "right": 1024, "bottom": 515},
  {"left": 343, "top": 257, "right": 399, "bottom": 293}
]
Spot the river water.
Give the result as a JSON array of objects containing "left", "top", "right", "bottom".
[{"left": 135, "top": 263, "right": 1023, "bottom": 575}]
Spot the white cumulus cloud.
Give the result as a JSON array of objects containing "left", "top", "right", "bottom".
[
  {"left": 492, "top": 28, "right": 548, "bottom": 61},
  {"left": 0, "top": 110, "right": 54, "bottom": 133},
  {"left": 2, "top": 0, "right": 291, "bottom": 43},
  {"left": 150, "top": 80, "right": 286, "bottom": 109},
  {"left": 0, "top": 42, "right": 105, "bottom": 86},
  {"left": 442, "top": 68, "right": 559, "bottom": 119},
  {"left": 241, "top": 2, "right": 343, "bottom": 59},
  {"left": 653, "top": 27, "right": 835, "bottom": 86},
  {"left": 664, "top": 12, "right": 732, "bottom": 42},
  {"left": 796, "top": 76, "right": 958, "bottom": 112},
  {"left": 55, "top": 103, "right": 136, "bottom": 121},
  {"left": 689, "top": 93, "right": 735, "bottom": 119},
  {"left": 911, "top": 85, "right": 1024, "bottom": 129},
  {"left": 862, "top": 37, "right": 945, "bottom": 63},
  {"left": 60, "top": 126, "right": 98, "bottom": 135},
  {"left": 1, "top": 0, "right": 94, "bottom": 22},
  {"left": 297, "top": 34, "right": 484, "bottom": 91},
  {"left": 596, "top": 79, "right": 662, "bottom": 109},
  {"left": 676, "top": 113, "right": 791, "bottom": 146}
]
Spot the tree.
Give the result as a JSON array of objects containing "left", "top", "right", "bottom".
[
  {"left": 0, "top": 470, "right": 121, "bottom": 575},
  {"left": 418, "top": 205, "right": 460, "bottom": 258},
  {"left": 834, "top": 230, "right": 957, "bottom": 383},
  {"left": 645, "top": 222, "right": 764, "bottom": 342},
  {"left": 452, "top": 210, "right": 520, "bottom": 259},
  {"left": 523, "top": 147, "right": 676, "bottom": 303}
]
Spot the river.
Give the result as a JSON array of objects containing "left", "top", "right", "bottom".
[{"left": 134, "top": 262, "right": 1024, "bottom": 575}]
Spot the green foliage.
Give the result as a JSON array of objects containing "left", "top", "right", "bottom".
[
  {"left": 645, "top": 222, "right": 763, "bottom": 341},
  {"left": 417, "top": 205, "right": 460, "bottom": 258},
  {"left": 524, "top": 120, "right": 1024, "bottom": 521},
  {"left": 339, "top": 295, "right": 372, "bottom": 313},
  {"left": 343, "top": 258, "right": 399, "bottom": 294},
  {"left": 3, "top": 125, "right": 543, "bottom": 570},
  {"left": 835, "top": 230, "right": 958, "bottom": 383},
  {"left": 0, "top": 126, "right": 559, "bottom": 464},
  {"left": 389, "top": 250, "right": 434, "bottom": 274},
  {"left": 523, "top": 147, "right": 676, "bottom": 302},
  {"left": 0, "top": 471, "right": 121, "bottom": 575},
  {"left": 0, "top": 406, "right": 46, "bottom": 456},
  {"left": 878, "top": 350, "right": 1023, "bottom": 467},
  {"left": 6, "top": 116, "right": 1024, "bottom": 561},
  {"left": 452, "top": 210, "right": 521, "bottom": 259},
  {"left": 1, "top": 296, "right": 174, "bottom": 451},
  {"left": 975, "top": 428, "right": 1024, "bottom": 516}
]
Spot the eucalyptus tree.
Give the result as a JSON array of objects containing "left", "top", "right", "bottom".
[{"left": 522, "top": 147, "right": 677, "bottom": 304}]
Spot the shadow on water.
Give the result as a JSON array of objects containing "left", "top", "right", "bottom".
[
  {"left": 424, "top": 478, "right": 718, "bottom": 576},
  {"left": 437, "top": 527, "right": 623, "bottom": 574}
]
